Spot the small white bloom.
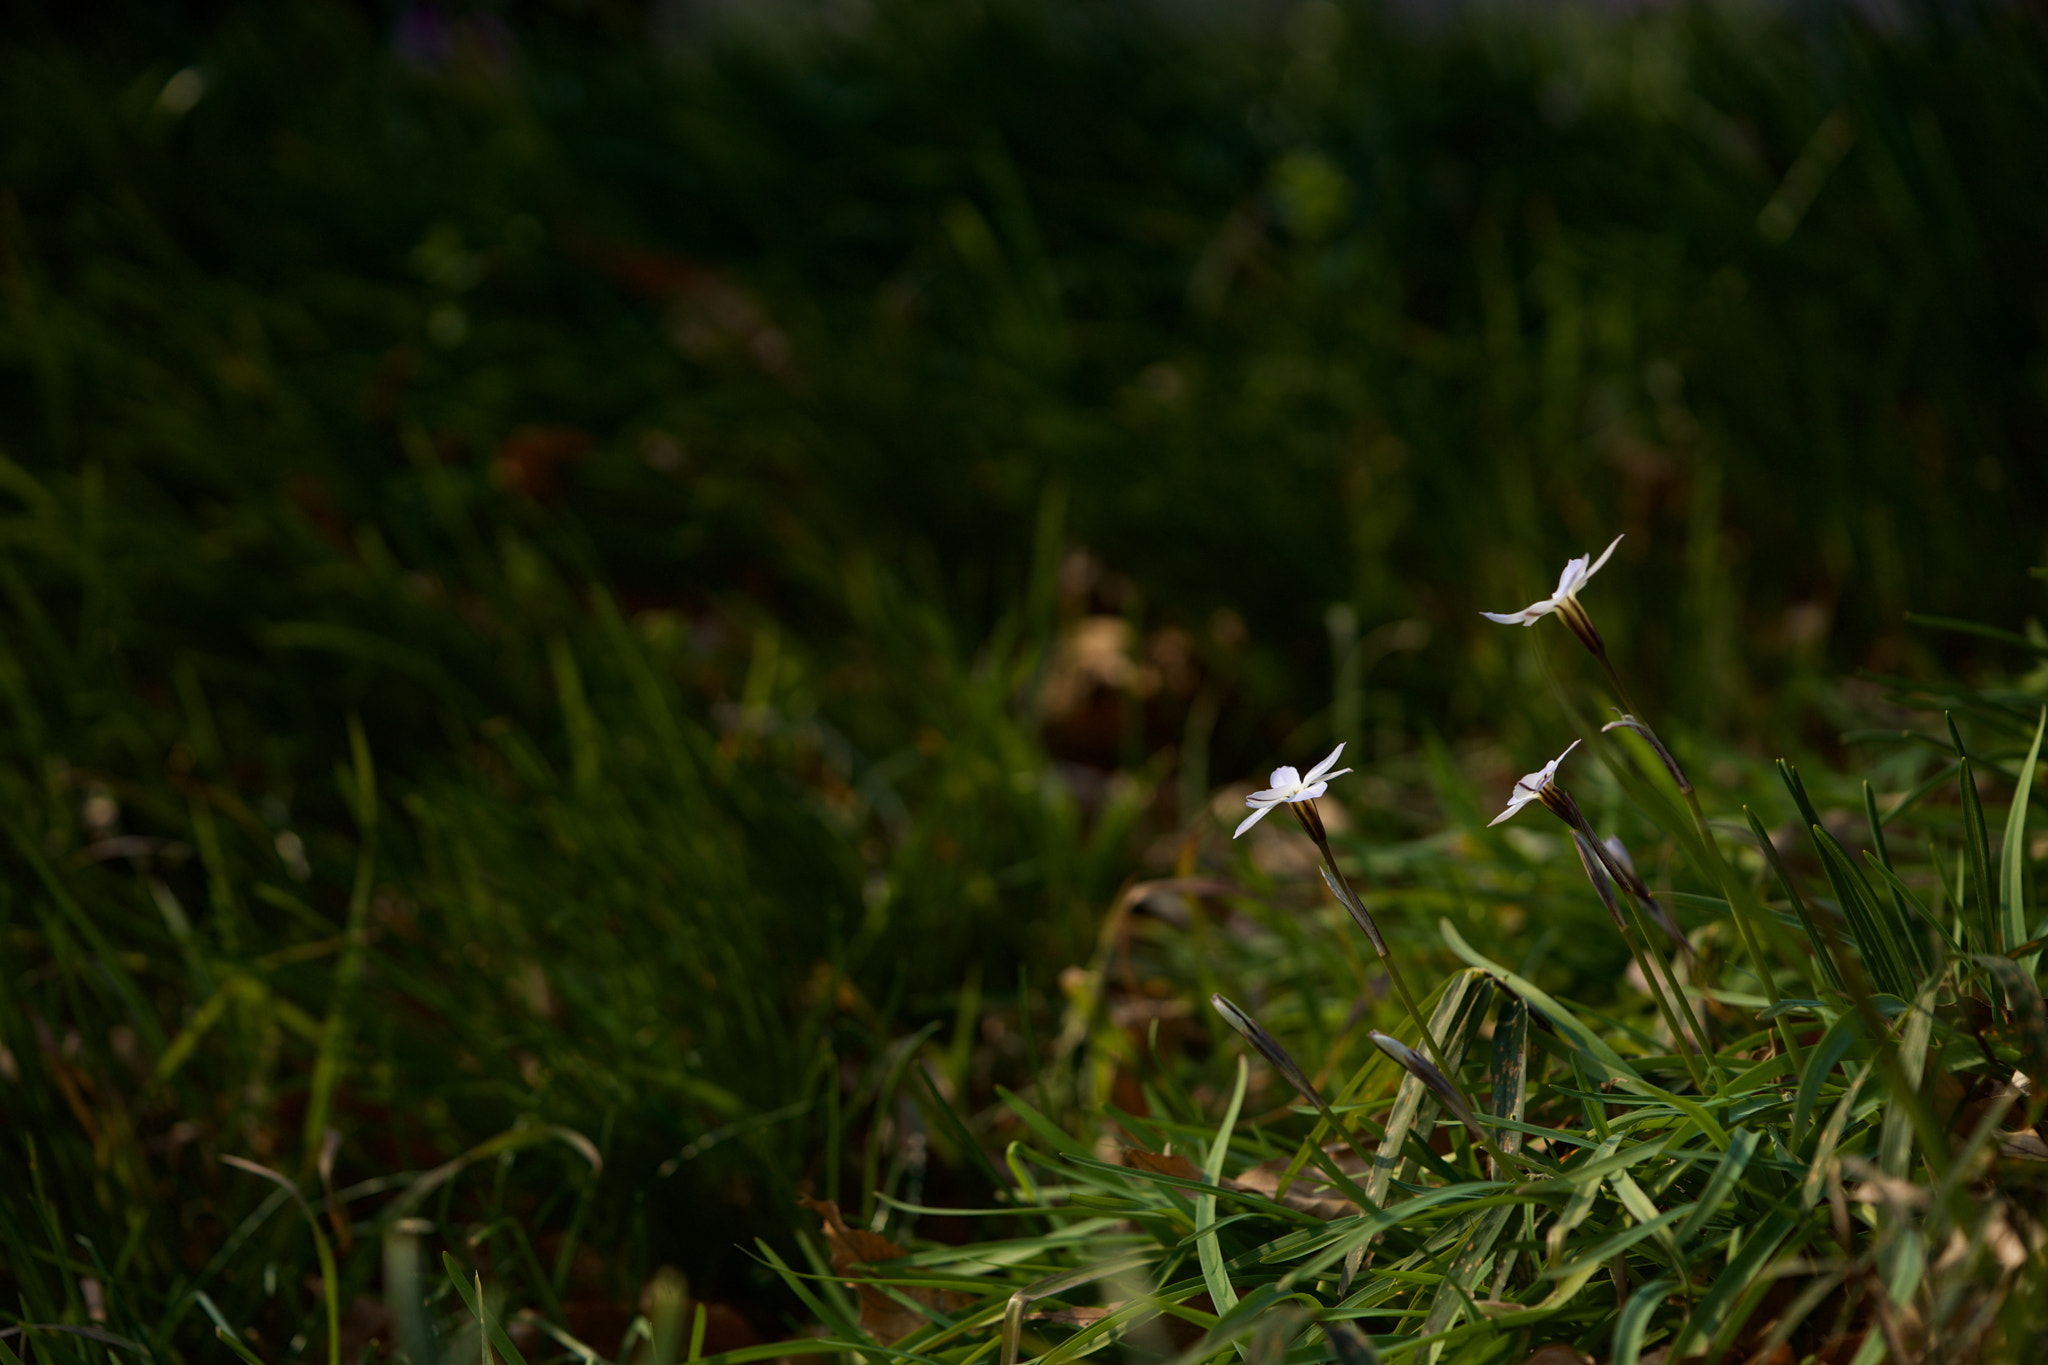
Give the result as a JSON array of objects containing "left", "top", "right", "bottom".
[
  {"left": 1234, "top": 742, "right": 1351, "bottom": 838},
  {"left": 1489, "top": 740, "right": 1579, "bottom": 827},
  {"left": 1481, "top": 535, "right": 1623, "bottom": 645}
]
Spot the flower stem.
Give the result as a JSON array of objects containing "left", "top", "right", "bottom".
[
  {"left": 1682, "top": 788, "right": 1806, "bottom": 1070},
  {"left": 1296, "top": 804, "right": 1460, "bottom": 1082},
  {"left": 1595, "top": 646, "right": 1807, "bottom": 1071},
  {"left": 1615, "top": 917, "right": 1709, "bottom": 1091},
  {"left": 1379, "top": 950, "right": 1459, "bottom": 1083},
  {"left": 1594, "top": 649, "right": 1645, "bottom": 727}
]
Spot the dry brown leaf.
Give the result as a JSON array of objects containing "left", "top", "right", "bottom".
[
  {"left": 1231, "top": 1146, "right": 1368, "bottom": 1220},
  {"left": 1123, "top": 1147, "right": 1203, "bottom": 1181},
  {"left": 798, "top": 1196, "right": 966, "bottom": 1347}
]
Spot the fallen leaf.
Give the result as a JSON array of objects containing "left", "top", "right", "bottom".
[
  {"left": 1231, "top": 1146, "right": 1368, "bottom": 1220},
  {"left": 798, "top": 1196, "right": 966, "bottom": 1346},
  {"left": 1123, "top": 1148, "right": 1203, "bottom": 1182}
]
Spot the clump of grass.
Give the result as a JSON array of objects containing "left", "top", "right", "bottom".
[{"left": 708, "top": 556, "right": 2048, "bottom": 1365}]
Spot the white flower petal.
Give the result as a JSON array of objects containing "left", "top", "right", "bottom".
[
  {"left": 1234, "top": 804, "right": 1273, "bottom": 837},
  {"left": 1480, "top": 602, "right": 1554, "bottom": 626},
  {"left": 1299, "top": 780, "right": 1328, "bottom": 801},
  {"left": 1269, "top": 765, "right": 1302, "bottom": 791},
  {"left": 1583, "top": 533, "right": 1624, "bottom": 583},
  {"left": 1303, "top": 742, "right": 1347, "bottom": 784},
  {"left": 1488, "top": 791, "right": 1531, "bottom": 826}
]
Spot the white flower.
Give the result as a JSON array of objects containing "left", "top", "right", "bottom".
[
  {"left": 1489, "top": 740, "right": 1579, "bottom": 827},
  {"left": 1234, "top": 743, "right": 1351, "bottom": 838},
  {"left": 1481, "top": 535, "right": 1623, "bottom": 652}
]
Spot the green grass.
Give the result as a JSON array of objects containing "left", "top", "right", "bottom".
[{"left": 2, "top": 0, "right": 2047, "bottom": 1362}]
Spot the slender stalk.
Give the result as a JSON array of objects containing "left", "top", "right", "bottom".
[
  {"left": 1624, "top": 894, "right": 1716, "bottom": 1084},
  {"left": 1292, "top": 801, "right": 1460, "bottom": 1082},
  {"left": 1594, "top": 650, "right": 1645, "bottom": 731},
  {"left": 1616, "top": 916, "right": 1709, "bottom": 1090},
  {"left": 1682, "top": 788, "right": 1805, "bottom": 1070},
  {"left": 1379, "top": 950, "right": 1458, "bottom": 1083},
  {"left": 1595, "top": 642, "right": 1806, "bottom": 1069}
]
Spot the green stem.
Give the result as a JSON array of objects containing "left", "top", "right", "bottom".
[
  {"left": 1682, "top": 789, "right": 1806, "bottom": 1071},
  {"left": 1617, "top": 918, "right": 1710, "bottom": 1091},
  {"left": 1625, "top": 896, "right": 1719, "bottom": 1087},
  {"left": 1598, "top": 645, "right": 1807, "bottom": 1070},
  {"left": 1380, "top": 949, "right": 1458, "bottom": 1085}
]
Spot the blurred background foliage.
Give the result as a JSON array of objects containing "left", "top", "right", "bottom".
[{"left": 2, "top": 0, "right": 2045, "bottom": 1355}]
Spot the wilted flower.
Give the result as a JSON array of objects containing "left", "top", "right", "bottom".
[
  {"left": 1369, "top": 1031, "right": 1484, "bottom": 1142},
  {"left": 1482, "top": 535, "right": 1623, "bottom": 654},
  {"left": 1573, "top": 831, "right": 1627, "bottom": 931},
  {"left": 1600, "top": 833, "right": 1690, "bottom": 955},
  {"left": 1235, "top": 742, "right": 1351, "bottom": 838},
  {"left": 1489, "top": 740, "right": 1580, "bottom": 828}
]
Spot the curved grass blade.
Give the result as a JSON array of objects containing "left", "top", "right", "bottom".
[
  {"left": 2000, "top": 706, "right": 2046, "bottom": 971},
  {"left": 1673, "top": 1126, "right": 1759, "bottom": 1245},
  {"left": 1793, "top": 1010, "right": 1865, "bottom": 1149},
  {"left": 1810, "top": 827, "right": 1913, "bottom": 997},
  {"left": 1196, "top": 1056, "right": 1250, "bottom": 1317},
  {"left": 1612, "top": 1275, "right": 1679, "bottom": 1365},
  {"left": 442, "top": 1255, "right": 533, "bottom": 1365},
  {"left": 1745, "top": 806, "right": 1843, "bottom": 991},
  {"left": 222, "top": 1156, "right": 340, "bottom": 1365}
]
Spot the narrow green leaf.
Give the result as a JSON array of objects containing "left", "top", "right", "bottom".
[
  {"left": 1745, "top": 806, "right": 1843, "bottom": 991},
  {"left": 2000, "top": 707, "right": 2046, "bottom": 971},
  {"left": 1811, "top": 828, "right": 1913, "bottom": 997},
  {"left": 213, "top": 1326, "right": 270, "bottom": 1365},
  {"left": 1665, "top": 1208, "right": 1801, "bottom": 1360},
  {"left": 1673, "top": 1127, "right": 1759, "bottom": 1246},
  {"left": 1612, "top": 1276, "right": 1679, "bottom": 1365},
  {"left": 995, "top": 1087, "right": 1094, "bottom": 1161},
  {"left": 1859, "top": 852, "right": 1960, "bottom": 954},
  {"left": 1864, "top": 782, "right": 1933, "bottom": 979},
  {"left": 1793, "top": 1010, "right": 1865, "bottom": 1149},
  {"left": 1417, "top": 1205, "right": 1513, "bottom": 1337},
  {"left": 442, "top": 1254, "right": 533, "bottom": 1365},
  {"left": 1542, "top": 1205, "right": 1690, "bottom": 1283},
  {"left": 1196, "top": 1055, "right": 1249, "bottom": 1318}
]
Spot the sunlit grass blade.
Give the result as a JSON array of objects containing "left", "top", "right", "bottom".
[
  {"left": 1744, "top": 805, "right": 1845, "bottom": 992},
  {"left": 1195, "top": 1056, "right": 1250, "bottom": 1318},
  {"left": 1810, "top": 827, "right": 1914, "bottom": 997},
  {"left": 1999, "top": 706, "right": 2045, "bottom": 971}
]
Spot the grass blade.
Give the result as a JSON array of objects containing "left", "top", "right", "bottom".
[
  {"left": 2000, "top": 706, "right": 2045, "bottom": 971},
  {"left": 1948, "top": 715, "right": 1999, "bottom": 954},
  {"left": 1196, "top": 1055, "right": 1250, "bottom": 1318},
  {"left": 1611, "top": 1276, "right": 1679, "bottom": 1365}
]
